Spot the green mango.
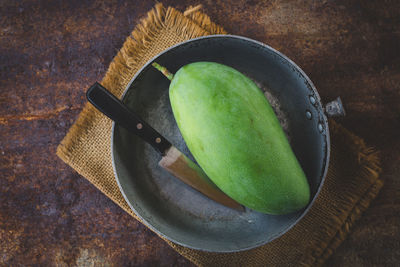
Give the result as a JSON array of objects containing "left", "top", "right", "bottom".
[{"left": 154, "top": 61, "right": 310, "bottom": 214}]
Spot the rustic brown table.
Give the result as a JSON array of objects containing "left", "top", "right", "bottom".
[{"left": 1, "top": 0, "right": 399, "bottom": 266}]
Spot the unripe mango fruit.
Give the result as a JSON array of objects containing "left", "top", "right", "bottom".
[{"left": 154, "top": 61, "right": 310, "bottom": 214}]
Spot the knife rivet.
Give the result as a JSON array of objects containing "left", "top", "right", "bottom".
[
  {"left": 155, "top": 137, "right": 161, "bottom": 143},
  {"left": 136, "top": 123, "right": 143, "bottom": 129}
]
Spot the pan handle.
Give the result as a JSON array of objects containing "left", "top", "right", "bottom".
[{"left": 324, "top": 97, "right": 346, "bottom": 117}]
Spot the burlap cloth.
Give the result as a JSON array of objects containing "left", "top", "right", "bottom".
[{"left": 56, "top": 4, "right": 384, "bottom": 266}]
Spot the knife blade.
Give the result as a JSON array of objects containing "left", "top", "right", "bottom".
[{"left": 86, "top": 82, "right": 243, "bottom": 211}]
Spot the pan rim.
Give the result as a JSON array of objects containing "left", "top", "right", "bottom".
[{"left": 111, "top": 34, "right": 330, "bottom": 252}]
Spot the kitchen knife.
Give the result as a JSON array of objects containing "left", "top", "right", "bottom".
[{"left": 86, "top": 82, "right": 243, "bottom": 211}]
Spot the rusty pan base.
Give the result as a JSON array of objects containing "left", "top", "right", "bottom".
[{"left": 111, "top": 35, "right": 329, "bottom": 252}]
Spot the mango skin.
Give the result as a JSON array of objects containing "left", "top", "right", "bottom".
[{"left": 169, "top": 62, "right": 310, "bottom": 214}]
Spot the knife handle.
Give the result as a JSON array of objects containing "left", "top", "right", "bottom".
[{"left": 86, "top": 82, "right": 172, "bottom": 156}]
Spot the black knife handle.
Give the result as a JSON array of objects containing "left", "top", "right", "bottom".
[{"left": 86, "top": 82, "right": 172, "bottom": 156}]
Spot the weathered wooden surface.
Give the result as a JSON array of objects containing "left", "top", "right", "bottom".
[{"left": 1, "top": 0, "right": 399, "bottom": 266}]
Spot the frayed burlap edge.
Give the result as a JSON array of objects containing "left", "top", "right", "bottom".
[{"left": 303, "top": 120, "right": 383, "bottom": 266}]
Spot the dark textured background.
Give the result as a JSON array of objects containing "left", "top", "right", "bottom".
[{"left": 1, "top": 0, "right": 399, "bottom": 266}]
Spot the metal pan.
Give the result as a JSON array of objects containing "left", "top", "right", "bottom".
[{"left": 111, "top": 35, "right": 345, "bottom": 252}]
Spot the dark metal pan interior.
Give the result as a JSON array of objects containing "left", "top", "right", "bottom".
[{"left": 112, "top": 35, "right": 329, "bottom": 252}]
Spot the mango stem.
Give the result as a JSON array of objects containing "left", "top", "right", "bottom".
[{"left": 152, "top": 62, "right": 174, "bottom": 81}]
